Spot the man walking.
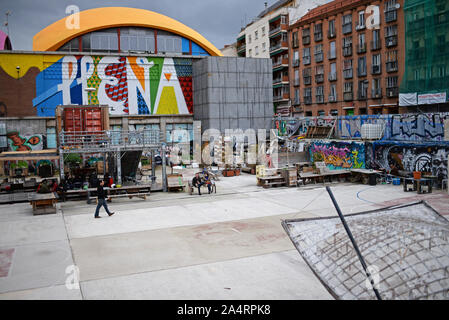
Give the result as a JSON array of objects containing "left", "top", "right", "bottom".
[{"left": 94, "top": 179, "right": 115, "bottom": 218}]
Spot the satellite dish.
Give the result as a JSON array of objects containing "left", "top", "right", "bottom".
[{"left": 395, "top": 4, "right": 401, "bottom": 9}]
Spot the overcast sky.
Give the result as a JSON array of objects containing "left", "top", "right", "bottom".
[{"left": 0, "top": 0, "right": 283, "bottom": 51}]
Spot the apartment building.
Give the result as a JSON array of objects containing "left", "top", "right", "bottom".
[
  {"left": 288, "top": 0, "right": 404, "bottom": 116},
  {"left": 236, "top": 0, "right": 297, "bottom": 59}
]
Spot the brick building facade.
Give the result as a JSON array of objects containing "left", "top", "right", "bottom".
[{"left": 288, "top": 0, "right": 405, "bottom": 116}]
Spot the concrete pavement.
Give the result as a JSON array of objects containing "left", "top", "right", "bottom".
[{"left": 0, "top": 173, "right": 448, "bottom": 299}]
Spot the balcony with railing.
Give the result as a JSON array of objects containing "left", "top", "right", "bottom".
[
  {"left": 273, "top": 74, "right": 289, "bottom": 84},
  {"left": 343, "top": 46, "right": 352, "bottom": 57},
  {"left": 372, "top": 88, "right": 382, "bottom": 98},
  {"left": 371, "top": 39, "right": 381, "bottom": 51},
  {"left": 293, "top": 96, "right": 300, "bottom": 105},
  {"left": 328, "top": 49, "right": 336, "bottom": 60},
  {"left": 328, "top": 72, "right": 337, "bottom": 81},
  {"left": 385, "top": 9, "right": 397, "bottom": 23},
  {"left": 385, "top": 35, "right": 397, "bottom": 47},
  {"left": 314, "top": 32, "right": 323, "bottom": 42},
  {"left": 270, "top": 41, "right": 288, "bottom": 55},
  {"left": 386, "top": 86, "right": 399, "bottom": 98},
  {"left": 328, "top": 29, "right": 336, "bottom": 39},
  {"left": 315, "top": 74, "right": 324, "bottom": 83},
  {"left": 343, "top": 68, "right": 353, "bottom": 79},
  {"left": 328, "top": 95, "right": 337, "bottom": 102},
  {"left": 273, "top": 93, "right": 290, "bottom": 102},
  {"left": 342, "top": 22, "right": 352, "bottom": 34},
  {"left": 315, "top": 52, "right": 324, "bottom": 63},
  {"left": 292, "top": 59, "right": 300, "bottom": 67},
  {"left": 344, "top": 92, "right": 353, "bottom": 101},
  {"left": 294, "top": 78, "right": 300, "bottom": 86},
  {"left": 386, "top": 60, "right": 398, "bottom": 73},
  {"left": 269, "top": 25, "right": 287, "bottom": 37},
  {"left": 357, "top": 43, "right": 366, "bottom": 54},
  {"left": 237, "top": 44, "right": 246, "bottom": 53},
  {"left": 272, "top": 58, "right": 289, "bottom": 69},
  {"left": 371, "top": 64, "right": 382, "bottom": 75},
  {"left": 316, "top": 95, "right": 324, "bottom": 104}
]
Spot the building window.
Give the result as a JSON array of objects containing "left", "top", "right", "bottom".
[
  {"left": 314, "top": 44, "right": 323, "bottom": 62},
  {"left": 344, "top": 82, "right": 353, "bottom": 100},
  {"left": 255, "top": 46, "right": 259, "bottom": 55},
  {"left": 330, "top": 109, "right": 338, "bottom": 116},
  {"left": 343, "top": 36, "right": 353, "bottom": 56},
  {"left": 357, "top": 10, "right": 366, "bottom": 30},
  {"left": 357, "top": 33, "right": 366, "bottom": 53},
  {"left": 314, "top": 23, "right": 323, "bottom": 41},
  {"left": 372, "top": 78, "right": 382, "bottom": 98},
  {"left": 328, "top": 20, "right": 336, "bottom": 38},
  {"left": 329, "top": 84, "right": 337, "bottom": 102},
  {"left": 281, "top": 15, "right": 287, "bottom": 24},
  {"left": 372, "top": 54, "right": 381, "bottom": 74},
  {"left": 315, "top": 65, "right": 324, "bottom": 83},
  {"left": 358, "top": 80, "right": 368, "bottom": 99},
  {"left": 343, "top": 14, "right": 352, "bottom": 34},
  {"left": 329, "top": 41, "right": 336, "bottom": 59},
  {"left": 294, "top": 69, "right": 300, "bottom": 86},
  {"left": 371, "top": 29, "right": 381, "bottom": 50},
  {"left": 329, "top": 62, "right": 337, "bottom": 81},
  {"left": 302, "top": 28, "right": 311, "bottom": 45},
  {"left": 255, "top": 30, "right": 258, "bottom": 40},
  {"left": 303, "top": 47, "right": 311, "bottom": 65},
  {"left": 249, "top": 49, "right": 252, "bottom": 56},
  {"left": 304, "top": 87, "right": 312, "bottom": 104},
  {"left": 262, "top": 42, "right": 266, "bottom": 52},
  {"left": 343, "top": 59, "right": 353, "bottom": 79},
  {"left": 303, "top": 67, "right": 312, "bottom": 85},
  {"left": 293, "top": 50, "right": 299, "bottom": 66},
  {"left": 248, "top": 35, "right": 251, "bottom": 44},
  {"left": 262, "top": 27, "right": 266, "bottom": 37},
  {"left": 358, "top": 56, "right": 367, "bottom": 76},
  {"left": 292, "top": 31, "right": 299, "bottom": 48}
]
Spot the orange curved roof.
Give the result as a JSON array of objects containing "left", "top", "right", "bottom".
[{"left": 33, "top": 7, "right": 222, "bottom": 56}]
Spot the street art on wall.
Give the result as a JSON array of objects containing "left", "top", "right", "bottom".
[
  {"left": 6, "top": 132, "right": 43, "bottom": 151},
  {"left": 275, "top": 116, "right": 336, "bottom": 137},
  {"left": 310, "top": 140, "right": 365, "bottom": 170},
  {"left": 336, "top": 113, "right": 449, "bottom": 142},
  {"left": 368, "top": 142, "right": 449, "bottom": 180},
  {"left": 0, "top": 54, "right": 193, "bottom": 117}
]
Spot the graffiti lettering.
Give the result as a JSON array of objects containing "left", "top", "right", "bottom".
[{"left": 311, "top": 141, "right": 365, "bottom": 170}]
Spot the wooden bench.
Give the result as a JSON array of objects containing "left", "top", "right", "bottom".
[{"left": 88, "top": 185, "right": 151, "bottom": 203}]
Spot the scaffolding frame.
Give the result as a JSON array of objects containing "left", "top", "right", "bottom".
[{"left": 58, "top": 129, "right": 167, "bottom": 189}]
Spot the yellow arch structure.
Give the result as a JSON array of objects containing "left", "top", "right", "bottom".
[{"left": 33, "top": 7, "right": 222, "bottom": 56}]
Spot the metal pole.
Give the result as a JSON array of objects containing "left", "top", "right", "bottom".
[
  {"left": 326, "top": 186, "right": 382, "bottom": 300},
  {"left": 161, "top": 143, "right": 167, "bottom": 192},
  {"left": 116, "top": 149, "right": 122, "bottom": 186}
]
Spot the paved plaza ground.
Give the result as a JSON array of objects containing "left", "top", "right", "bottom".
[{"left": 0, "top": 173, "right": 448, "bottom": 299}]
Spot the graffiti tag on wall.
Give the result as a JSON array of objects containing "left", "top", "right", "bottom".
[
  {"left": 369, "top": 142, "right": 449, "bottom": 180},
  {"left": 336, "top": 113, "right": 449, "bottom": 142},
  {"left": 310, "top": 140, "right": 365, "bottom": 170},
  {"left": 7, "top": 132, "right": 43, "bottom": 151},
  {"left": 30, "top": 55, "right": 193, "bottom": 116}
]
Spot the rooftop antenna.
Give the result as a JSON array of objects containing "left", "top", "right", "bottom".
[{"left": 4, "top": 11, "right": 11, "bottom": 38}]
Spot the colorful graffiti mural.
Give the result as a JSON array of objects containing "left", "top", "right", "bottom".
[
  {"left": 275, "top": 116, "right": 336, "bottom": 137},
  {"left": 310, "top": 140, "right": 365, "bottom": 170},
  {"left": 7, "top": 132, "right": 43, "bottom": 151},
  {"left": 0, "top": 54, "right": 193, "bottom": 117},
  {"left": 368, "top": 142, "right": 449, "bottom": 180},
  {"left": 336, "top": 113, "right": 449, "bottom": 142}
]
